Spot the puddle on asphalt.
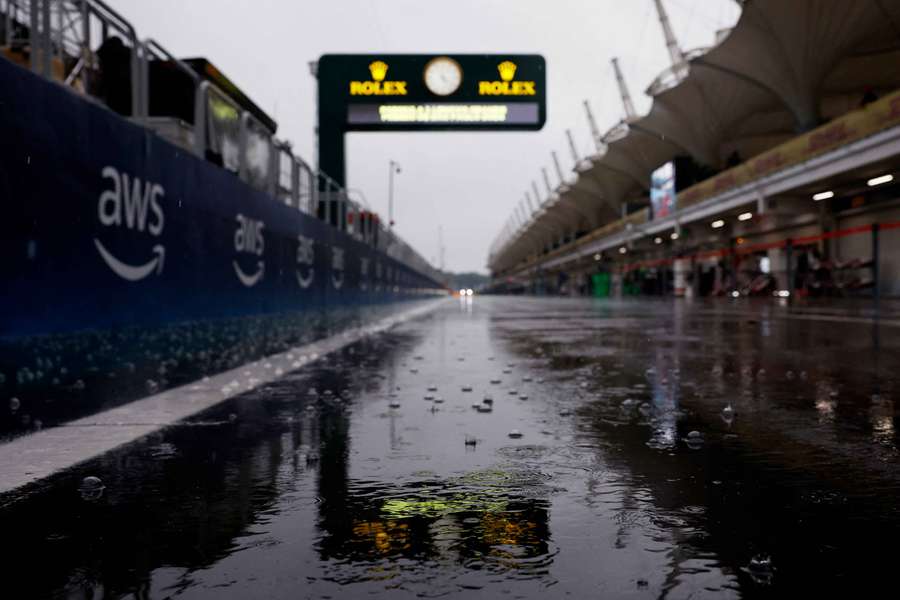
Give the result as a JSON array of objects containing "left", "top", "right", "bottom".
[{"left": 2, "top": 297, "right": 900, "bottom": 598}]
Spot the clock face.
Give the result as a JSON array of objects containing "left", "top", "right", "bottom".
[{"left": 424, "top": 57, "right": 462, "bottom": 96}]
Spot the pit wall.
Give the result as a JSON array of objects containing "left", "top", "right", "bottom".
[{"left": 0, "top": 57, "right": 442, "bottom": 338}]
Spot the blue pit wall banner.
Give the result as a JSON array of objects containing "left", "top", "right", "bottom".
[{"left": 0, "top": 58, "right": 442, "bottom": 338}]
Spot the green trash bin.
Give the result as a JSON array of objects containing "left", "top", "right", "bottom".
[{"left": 591, "top": 272, "right": 611, "bottom": 297}]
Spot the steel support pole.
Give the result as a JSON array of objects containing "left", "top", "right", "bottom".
[
  {"left": 566, "top": 129, "right": 580, "bottom": 165},
  {"left": 29, "top": 0, "right": 39, "bottom": 72},
  {"left": 785, "top": 239, "right": 794, "bottom": 297},
  {"left": 552, "top": 151, "right": 565, "bottom": 185},
  {"left": 541, "top": 168, "right": 553, "bottom": 196},
  {"left": 692, "top": 258, "right": 699, "bottom": 298},
  {"left": 388, "top": 164, "right": 394, "bottom": 228},
  {"left": 583, "top": 100, "right": 604, "bottom": 153},
  {"left": 532, "top": 181, "right": 542, "bottom": 207},
  {"left": 388, "top": 160, "right": 399, "bottom": 228},
  {"left": 41, "top": 0, "right": 51, "bottom": 76},
  {"left": 872, "top": 223, "right": 880, "bottom": 307},
  {"left": 324, "top": 180, "right": 333, "bottom": 226}
]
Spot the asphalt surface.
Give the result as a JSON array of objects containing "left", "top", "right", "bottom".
[{"left": 3, "top": 295, "right": 900, "bottom": 598}]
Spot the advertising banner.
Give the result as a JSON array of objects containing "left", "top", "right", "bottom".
[{"left": 650, "top": 161, "right": 676, "bottom": 220}]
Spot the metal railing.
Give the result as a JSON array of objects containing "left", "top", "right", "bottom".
[{"left": 6, "top": 0, "right": 141, "bottom": 114}]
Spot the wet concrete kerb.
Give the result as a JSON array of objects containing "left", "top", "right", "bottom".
[{"left": 0, "top": 298, "right": 449, "bottom": 497}]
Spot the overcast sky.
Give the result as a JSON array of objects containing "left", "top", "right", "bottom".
[{"left": 109, "top": 0, "right": 740, "bottom": 273}]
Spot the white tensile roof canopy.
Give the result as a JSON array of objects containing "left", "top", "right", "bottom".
[{"left": 491, "top": 0, "right": 900, "bottom": 273}]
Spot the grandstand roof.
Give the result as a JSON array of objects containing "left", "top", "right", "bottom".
[{"left": 491, "top": 0, "right": 900, "bottom": 272}]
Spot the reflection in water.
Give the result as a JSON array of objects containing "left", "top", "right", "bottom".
[
  {"left": 489, "top": 297, "right": 900, "bottom": 597},
  {"left": 3, "top": 297, "right": 900, "bottom": 598},
  {"left": 323, "top": 479, "right": 550, "bottom": 570},
  {"left": 646, "top": 345, "right": 680, "bottom": 451},
  {"left": 1, "top": 332, "right": 403, "bottom": 598},
  {"left": 869, "top": 395, "right": 895, "bottom": 445},
  {"left": 816, "top": 380, "right": 838, "bottom": 423}
]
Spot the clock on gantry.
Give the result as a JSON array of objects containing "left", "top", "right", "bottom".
[{"left": 423, "top": 56, "right": 463, "bottom": 96}]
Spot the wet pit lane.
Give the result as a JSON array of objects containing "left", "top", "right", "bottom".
[
  {"left": 0, "top": 302, "right": 435, "bottom": 442},
  {"left": 4, "top": 296, "right": 900, "bottom": 598}
]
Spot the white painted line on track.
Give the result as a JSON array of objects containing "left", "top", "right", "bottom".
[{"left": 0, "top": 298, "right": 449, "bottom": 497}]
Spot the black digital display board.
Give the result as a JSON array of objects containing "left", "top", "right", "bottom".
[{"left": 316, "top": 54, "right": 546, "bottom": 185}]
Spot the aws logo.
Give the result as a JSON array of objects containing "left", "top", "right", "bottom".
[
  {"left": 478, "top": 61, "right": 535, "bottom": 96},
  {"left": 350, "top": 61, "right": 408, "bottom": 96},
  {"left": 331, "top": 246, "right": 345, "bottom": 290},
  {"left": 94, "top": 166, "right": 166, "bottom": 282},
  {"left": 296, "top": 234, "right": 314, "bottom": 289},
  {"left": 232, "top": 214, "right": 265, "bottom": 287}
]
